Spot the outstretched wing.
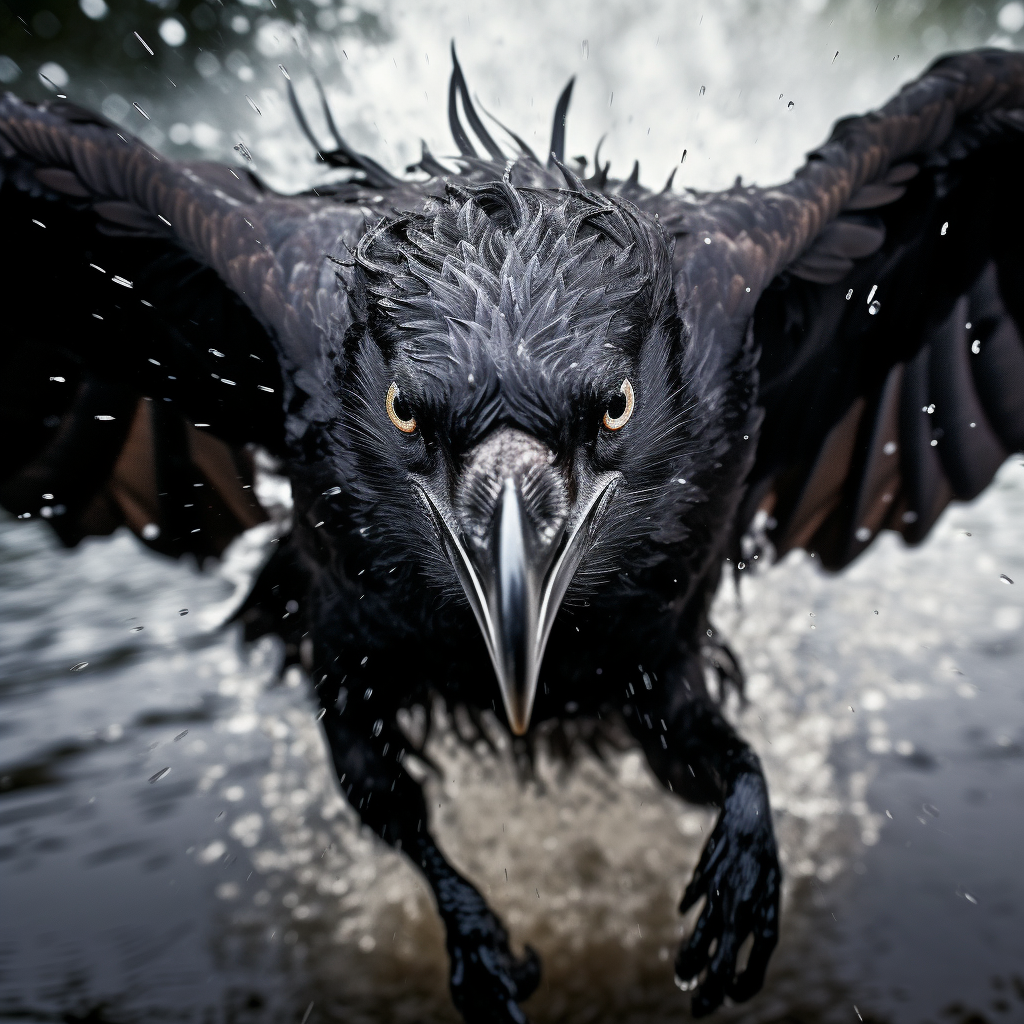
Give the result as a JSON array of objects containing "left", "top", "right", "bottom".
[
  {"left": 0, "top": 92, "right": 375, "bottom": 555},
  {"left": 748, "top": 49, "right": 1024, "bottom": 568},
  {"left": 638, "top": 50, "right": 1024, "bottom": 570}
]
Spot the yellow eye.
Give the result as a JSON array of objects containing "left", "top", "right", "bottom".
[
  {"left": 602, "top": 378, "right": 635, "bottom": 431},
  {"left": 386, "top": 381, "right": 417, "bottom": 433}
]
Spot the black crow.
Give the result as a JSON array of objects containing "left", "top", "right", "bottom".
[{"left": 2, "top": 46, "right": 1023, "bottom": 1022}]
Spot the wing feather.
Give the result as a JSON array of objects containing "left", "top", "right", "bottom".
[
  {"left": 699, "top": 50, "right": 1024, "bottom": 569},
  {"left": 0, "top": 99, "right": 290, "bottom": 555}
]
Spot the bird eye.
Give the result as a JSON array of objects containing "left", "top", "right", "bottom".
[
  {"left": 386, "top": 382, "right": 417, "bottom": 433},
  {"left": 602, "top": 378, "right": 635, "bottom": 431}
]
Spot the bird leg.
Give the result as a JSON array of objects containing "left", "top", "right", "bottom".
[
  {"left": 319, "top": 701, "right": 540, "bottom": 1024},
  {"left": 624, "top": 660, "right": 780, "bottom": 1016}
]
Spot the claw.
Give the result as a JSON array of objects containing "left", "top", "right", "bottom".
[
  {"left": 675, "top": 897, "right": 719, "bottom": 981},
  {"left": 673, "top": 773, "right": 781, "bottom": 1015},
  {"left": 509, "top": 943, "right": 541, "bottom": 1000},
  {"left": 447, "top": 926, "right": 540, "bottom": 1022}
]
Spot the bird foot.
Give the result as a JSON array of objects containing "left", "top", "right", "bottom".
[
  {"left": 675, "top": 773, "right": 780, "bottom": 1016},
  {"left": 447, "top": 921, "right": 540, "bottom": 1024}
]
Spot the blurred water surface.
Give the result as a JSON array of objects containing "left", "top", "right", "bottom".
[{"left": 1, "top": 1, "right": 1023, "bottom": 1021}]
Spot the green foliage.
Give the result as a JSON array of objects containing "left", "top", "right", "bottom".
[{"left": 0, "top": 0, "right": 387, "bottom": 100}]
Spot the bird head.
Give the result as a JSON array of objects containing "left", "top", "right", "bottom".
[{"left": 330, "top": 176, "right": 715, "bottom": 733}]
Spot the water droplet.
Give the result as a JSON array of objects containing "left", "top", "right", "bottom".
[
  {"left": 372, "top": 718, "right": 384, "bottom": 737},
  {"left": 971, "top": 339, "right": 981, "bottom": 354},
  {"left": 922, "top": 803, "right": 939, "bottom": 817},
  {"left": 868, "top": 300, "right": 881, "bottom": 315},
  {"left": 883, "top": 441, "right": 897, "bottom": 455},
  {"left": 132, "top": 102, "right": 150, "bottom": 120},
  {"left": 787, "top": 100, "right": 794, "bottom": 108},
  {"left": 940, "top": 221, "right": 948, "bottom": 236},
  {"left": 174, "top": 730, "right": 188, "bottom": 741},
  {"left": 315, "top": 708, "right": 326, "bottom": 721},
  {"left": 133, "top": 31, "right": 154, "bottom": 55},
  {"left": 70, "top": 662, "right": 89, "bottom": 672},
  {"left": 999, "top": 574, "right": 1014, "bottom": 585},
  {"left": 278, "top": 64, "right": 291, "bottom": 80},
  {"left": 845, "top": 288, "right": 853, "bottom": 300},
  {"left": 149, "top": 767, "right": 171, "bottom": 784},
  {"left": 130, "top": 625, "right": 144, "bottom": 632},
  {"left": 179, "top": 608, "right": 189, "bottom": 615},
  {"left": 245, "top": 95, "right": 261, "bottom": 115}
]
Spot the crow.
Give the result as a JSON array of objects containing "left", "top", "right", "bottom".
[{"left": 2, "top": 46, "right": 1023, "bottom": 1022}]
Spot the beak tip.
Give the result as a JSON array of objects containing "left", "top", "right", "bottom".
[
  {"left": 509, "top": 716, "right": 530, "bottom": 736},
  {"left": 503, "top": 694, "right": 532, "bottom": 735}
]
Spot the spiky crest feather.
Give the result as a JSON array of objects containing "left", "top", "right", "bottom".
[{"left": 354, "top": 176, "right": 674, "bottom": 389}]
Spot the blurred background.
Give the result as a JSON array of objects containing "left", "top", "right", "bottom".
[{"left": 1, "top": 1, "right": 1023, "bottom": 1022}]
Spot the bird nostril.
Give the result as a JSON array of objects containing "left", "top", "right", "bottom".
[
  {"left": 456, "top": 471, "right": 505, "bottom": 548},
  {"left": 519, "top": 463, "right": 568, "bottom": 547},
  {"left": 454, "top": 430, "right": 568, "bottom": 550}
]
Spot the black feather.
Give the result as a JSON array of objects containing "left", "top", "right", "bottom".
[
  {"left": 448, "top": 43, "right": 505, "bottom": 160},
  {"left": 548, "top": 77, "right": 575, "bottom": 168}
]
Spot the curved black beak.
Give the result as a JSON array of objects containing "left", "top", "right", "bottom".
[{"left": 419, "top": 459, "right": 620, "bottom": 735}]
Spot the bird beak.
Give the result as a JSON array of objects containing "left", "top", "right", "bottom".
[
  {"left": 489, "top": 477, "right": 548, "bottom": 733},
  {"left": 419, "top": 470, "right": 621, "bottom": 735}
]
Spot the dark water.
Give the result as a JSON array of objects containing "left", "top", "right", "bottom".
[{"left": 2, "top": 2, "right": 1024, "bottom": 1021}]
